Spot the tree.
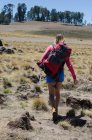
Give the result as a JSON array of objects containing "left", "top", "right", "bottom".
[
  {"left": 58, "top": 12, "right": 64, "bottom": 22},
  {"left": 0, "top": 4, "right": 14, "bottom": 24},
  {"left": 15, "top": 3, "right": 27, "bottom": 22},
  {"left": 50, "top": 9, "right": 58, "bottom": 21}
]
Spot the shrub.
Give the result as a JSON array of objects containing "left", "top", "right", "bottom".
[
  {"left": 35, "top": 85, "right": 42, "bottom": 93},
  {"left": 59, "top": 121, "right": 71, "bottom": 130},
  {"left": 81, "top": 109, "right": 92, "bottom": 118},
  {"left": 20, "top": 101, "right": 28, "bottom": 109},
  {"left": 4, "top": 88, "right": 12, "bottom": 94},
  {"left": 32, "top": 98, "right": 48, "bottom": 111}
]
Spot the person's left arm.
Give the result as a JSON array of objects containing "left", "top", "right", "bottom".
[{"left": 65, "top": 57, "right": 77, "bottom": 81}]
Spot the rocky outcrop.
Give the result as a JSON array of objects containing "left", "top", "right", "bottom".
[
  {"left": 8, "top": 112, "right": 35, "bottom": 130},
  {"left": 0, "top": 46, "right": 15, "bottom": 54},
  {"left": 0, "top": 94, "right": 7, "bottom": 104},
  {"left": 66, "top": 96, "right": 92, "bottom": 109}
]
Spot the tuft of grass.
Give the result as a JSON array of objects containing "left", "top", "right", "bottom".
[
  {"left": 4, "top": 88, "right": 12, "bottom": 94},
  {"left": 81, "top": 109, "right": 92, "bottom": 118},
  {"left": 22, "top": 63, "right": 31, "bottom": 70},
  {"left": 20, "top": 101, "right": 28, "bottom": 109},
  {"left": 32, "top": 98, "right": 48, "bottom": 111},
  {"left": 20, "top": 77, "right": 28, "bottom": 84},
  {"left": 59, "top": 121, "right": 71, "bottom": 130},
  {"left": 35, "top": 85, "right": 42, "bottom": 93},
  {"left": 67, "top": 77, "right": 71, "bottom": 82}
]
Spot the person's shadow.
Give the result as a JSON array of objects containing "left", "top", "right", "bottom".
[{"left": 55, "top": 114, "right": 86, "bottom": 127}]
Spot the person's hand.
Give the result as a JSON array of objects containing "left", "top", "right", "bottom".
[{"left": 74, "top": 79, "right": 78, "bottom": 85}]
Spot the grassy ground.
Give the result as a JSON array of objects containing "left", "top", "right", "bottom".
[{"left": 0, "top": 22, "right": 92, "bottom": 140}]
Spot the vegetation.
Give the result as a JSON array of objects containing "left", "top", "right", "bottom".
[
  {"left": 4, "top": 88, "right": 12, "bottom": 94},
  {"left": 81, "top": 109, "right": 92, "bottom": 118},
  {"left": 32, "top": 29, "right": 92, "bottom": 39},
  {"left": 0, "top": 3, "right": 84, "bottom": 25},
  {"left": 32, "top": 98, "right": 48, "bottom": 111},
  {"left": 59, "top": 121, "right": 71, "bottom": 130}
]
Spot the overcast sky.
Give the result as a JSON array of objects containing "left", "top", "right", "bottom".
[{"left": 0, "top": 0, "right": 92, "bottom": 23}]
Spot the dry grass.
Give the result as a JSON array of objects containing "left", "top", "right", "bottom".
[
  {"left": 0, "top": 21, "right": 92, "bottom": 140},
  {"left": 59, "top": 120, "right": 71, "bottom": 130},
  {"left": 32, "top": 98, "right": 48, "bottom": 111},
  {"left": 81, "top": 109, "right": 92, "bottom": 118}
]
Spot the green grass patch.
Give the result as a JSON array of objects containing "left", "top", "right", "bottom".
[
  {"left": 4, "top": 88, "right": 12, "bottom": 94},
  {"left": 32, "top": 29, "right": 92, "bottom": 39}
]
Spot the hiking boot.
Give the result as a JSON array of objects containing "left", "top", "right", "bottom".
[{"left": 52, "top": 112, "right": 58, "bottom": 123}]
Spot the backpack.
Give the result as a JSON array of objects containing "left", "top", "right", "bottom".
[{"left": 37, "top": 43, "right": 71, "bottom": 79}]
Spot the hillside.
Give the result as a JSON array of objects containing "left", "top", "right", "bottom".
[{"left": 0, "top": 21, "right": 92, "bottom": 140}]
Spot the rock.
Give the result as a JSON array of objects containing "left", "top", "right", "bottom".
[
  {"left": 0, "top": 94, "right": 7, "bottom": 104},
  {"left": 87, "top": 120, "right": 92, "bottom": 128},
  {"left": 70, "top": 118, "right": 86, "bottom": 127},
  {"left": 77, "top": 84, "right": 92, "bottom": 92},
  {"left": 4, "top": 48, "right": 14, "bottom": 54},
  {"left": 16, "top": 84, "right": 31, "bottom": 93},
  {"left": 0, "top": 46, "right": 6, "bottom": 54},
  {"left": 66, "top": 96, "right": 92, "bottom": 109},
  {"left": 27, "top": 75, "right": 39, "bottom": 83},
  {"left": 0, "top": 45, "right": 15, "bottom": 54},
  {"left": 8, "top": 112, "right": 34, "bottom": 130},
  {"left": 17, "top": 92, "right": 33, "bottom": 100},
  {"left": 0, "top": 40, "right": 3, "bottom": 46}
]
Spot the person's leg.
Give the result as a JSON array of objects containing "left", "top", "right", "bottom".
[
  {"left": 48, "top": 82, "right": 56, "bottom": 112},
  {"left": 54, "top": 82, "right": 62, "bottom": 115}
]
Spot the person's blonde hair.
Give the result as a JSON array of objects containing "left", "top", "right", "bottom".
[{"left": 56, "top": 34, "right": 64, "bottom": 44}]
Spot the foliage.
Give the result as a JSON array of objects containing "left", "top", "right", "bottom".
[
  {"left": 0, "top": 4, "right": 84, "bottom": 25},
  {"left": 0, "top": 3, "right": 14, "bottom": 24},
  {"left": 32, "top": 98, "right": 48, "bottom": 111}
]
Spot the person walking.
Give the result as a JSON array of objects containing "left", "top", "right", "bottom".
[{"left": 38, "top": 34, "right": 77, "bottom": 123}]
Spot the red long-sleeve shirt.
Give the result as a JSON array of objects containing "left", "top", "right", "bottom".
[{"left": 40, "top": 44, "right": 76, "bottom": 80}]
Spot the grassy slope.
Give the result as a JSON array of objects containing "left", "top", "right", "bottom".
[{"left": 0, "top": 21, "right": 92, "bottom": 140}]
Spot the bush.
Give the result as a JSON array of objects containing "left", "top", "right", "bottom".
[
  {"left": 59, "top": 121, "right": 71, "bottom": 130},
  {"left": 20, "top": 101, "right": 28, "bottom": 109},
  {"left": 35, "top": 85, "right": 42, "bottom": 93},
  {"left": 32, "top": 98, "right": 48, "bottom": 111},
  {"left": 81, "top": 109, "right": 92, "bottom": 118},
  {"left": 4, "top": 88, "right": 12, "bottom": 94}
]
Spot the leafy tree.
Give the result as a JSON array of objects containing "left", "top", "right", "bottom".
[
  {"left": 15, "top": 3, "right": 27, "bottom": 22},
  {"left": 58, "top": 12, "right": 64, "bottom": 22},
  {"left": 50, "top": 9, "right": 58, "bottom": 21},
  {"left": 0, "top": 4, "right": 14, "bottom": 24}
]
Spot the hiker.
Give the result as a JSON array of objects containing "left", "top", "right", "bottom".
[{"left": 37, "top": 34, "right": 77, "bottom": 123}]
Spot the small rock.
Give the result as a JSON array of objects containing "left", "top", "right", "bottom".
[
  {"left": 8, "top": 112, "right": 34, "bottom": 130},
  {"left": 0, "top": 94, "right": 7, "bottom": 104}
]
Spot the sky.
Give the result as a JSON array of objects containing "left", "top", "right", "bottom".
[{"left": 0, "top": 0, "right": 92, "bottom": 23}]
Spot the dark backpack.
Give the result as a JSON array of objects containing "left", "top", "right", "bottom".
[
  {"left": 37, "top": 43, "right": 71, "bottom": 79},
  {"left": 48, "top": 44, "right": 68, "bottom": 64}
]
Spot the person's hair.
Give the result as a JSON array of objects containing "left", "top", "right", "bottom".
[{"left": 56, "top": 34, "right": 64, "bottom": 44}]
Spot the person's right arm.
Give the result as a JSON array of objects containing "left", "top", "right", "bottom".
[{"left": 39, "top": 45, "right": 52, "bottom": 63}]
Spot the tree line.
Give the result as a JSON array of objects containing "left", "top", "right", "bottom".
[{"left": 0, "top": 3, "right": 84, "bottom": 25}]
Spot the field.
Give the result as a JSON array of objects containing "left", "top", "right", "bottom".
[{"left": 0, "top": 21, "right": 92, "bottom": 140}]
